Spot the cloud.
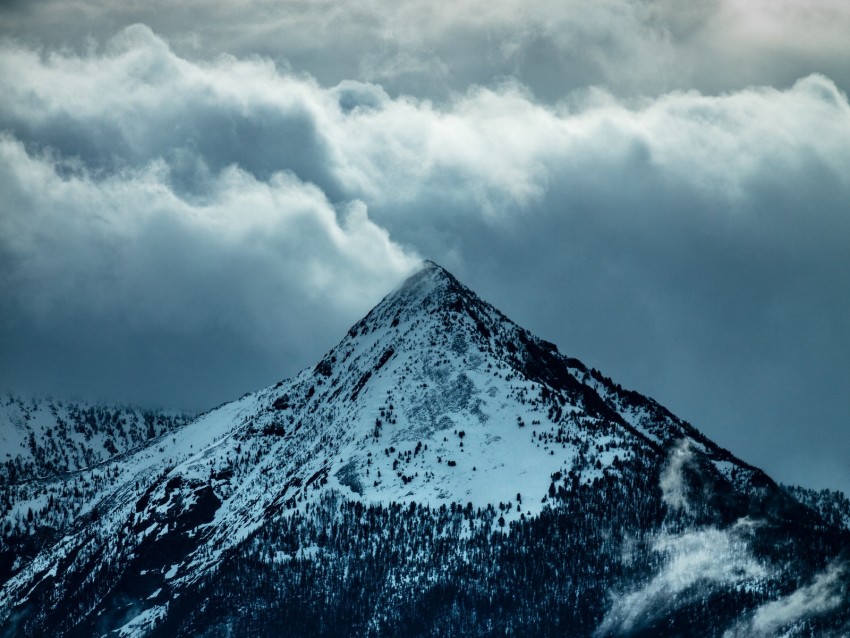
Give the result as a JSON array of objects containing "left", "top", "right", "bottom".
[
  {"left": 0, "top": 129, "right": 418, "bottom": 407},
  {"left": 0, "top": 25, "right": 347, "bottom": 198},
  {"left": 0, "top": 132, "right": 416, "bottom": 331},
  {"left": 0, "top": 25, "right": 849, "bottom": 498},
  {"left": 3, "top": 0, "right": 850, "bottom": 103}
]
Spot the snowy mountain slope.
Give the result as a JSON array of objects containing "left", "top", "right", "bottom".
[
  {"left": 0, "top": 395, "right": 192, "bottom": 485},
  {"left": 1, "top": 261, "right": 848, "bottom": 637},
  {"left": 0, "top": 397, "right": 192, "bottom": 594}
]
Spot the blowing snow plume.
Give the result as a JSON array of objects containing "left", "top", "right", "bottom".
[
  {"left": 596, "top": 520, "right": 766, "bottom": 636},
  {"left": 724, "top": 561, "right": 849, "bottom": 638},
  {"left": 597, "top": 439, "right": 850, "bottom": 637},
  {"left": 596, "top": 440, "right": 767, "bottom": 636},
  {"left": 658, "top": 438, "right": 694, "bottom": 514}
]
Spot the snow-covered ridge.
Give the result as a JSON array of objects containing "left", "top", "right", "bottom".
[{"left": 0, "top": 394, "right": 192, "bottom": 485}]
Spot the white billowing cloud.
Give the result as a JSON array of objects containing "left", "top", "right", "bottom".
[
  {"left": 0, "top": 25, "right": 422, "bottom": 368},
  {"left": 724, "top": 562, "right": 848, "bottom": 638},
  {"left": 330, "top": 81, "right": 560, "bottom": 216},
  {"left": 0, "top": 25, "right": 345, "bottom": 195},
  {"left": 4, "top": 25, "right": 849, "bottom": 227},
  {"left": 0, "top": 132, "right": 418, "bottom": 348},
  {"left": 335, "top": 71, "right": 850, "bottom": 212},
  {"left": 0, "top": 30, "right": 847, "bottom": 319}
]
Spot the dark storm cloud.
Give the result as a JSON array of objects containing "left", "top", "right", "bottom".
[
  {"left": 1, "top": 14, "right": 850, "bottom": 498},
  {"left": 0, "top": 119, "right": 419, "bottom": 408},
  {"left": 3, "top": 0, "right": 850, "bottom": 102},
  {"left": 0, "top": 28, "right": 345, "bottom": 199}
]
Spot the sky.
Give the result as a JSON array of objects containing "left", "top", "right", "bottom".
[{"left": 1, "top": 0, "right": 849, "bottom": 496}]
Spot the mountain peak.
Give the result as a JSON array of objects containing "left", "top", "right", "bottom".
[
  {"left": 419, "top": 258, "right": 443, "bottom": 271},
  {"left": 351, "top": 260, "right": 480, "bottom": 336},
  {"left": 394, "top": 259, "right": 460, "bottom": 298}
]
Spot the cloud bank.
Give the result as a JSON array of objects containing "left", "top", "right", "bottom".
[
  {"left": 1, "top": 19, "right": 849, "bottom": 496},
  {"left": 3, "top": 0, "right": 850, "bottom": 102}
]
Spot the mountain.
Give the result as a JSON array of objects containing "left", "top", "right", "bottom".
[
  {"left": 0, "top": 396, "right": 193, "bottom": 591},
  {"left": 0, "top": 394, "right": 192, "bottom": 484},
  {"left": 1, "top": 261, "right": 848, "bottom": 637}
]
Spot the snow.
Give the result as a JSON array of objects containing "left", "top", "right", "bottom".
[
  {"left": 115, "top": 604, "right": 166, "bottom": 638},
  {"left": 1, "top": 261, "right": 788, "bottom": 631},
  {"left": 0, "top": 393, "right": 192, "bottom": 481},
  {"left": 714, "top": 460, "right": 738, "bottom": 483},
  {"left": 9, "top": 493, "right": 48, "bottom": 520}
]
